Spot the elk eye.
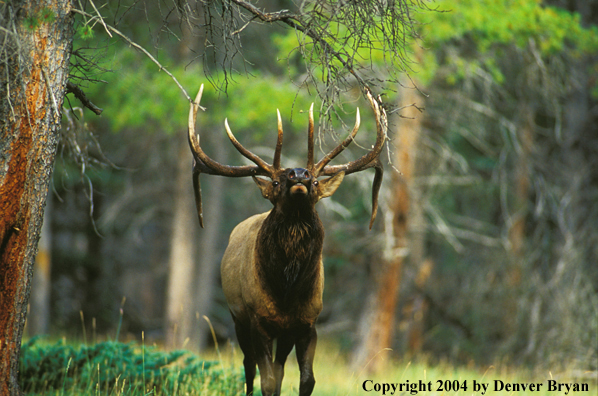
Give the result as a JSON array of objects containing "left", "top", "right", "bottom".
[
  {"left": 313, "top": 180, "right": 319, "bottom": 186},
  {"left": 272, "top": 181, "right": 280, "bottom": 187}
]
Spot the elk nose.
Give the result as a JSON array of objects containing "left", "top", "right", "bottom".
[{"left": 288, "top": 168, "right": 311, "bottom": 182}]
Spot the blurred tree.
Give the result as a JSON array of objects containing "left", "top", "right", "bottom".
[
  {"left": 164, "top": 22, "right": 201, "bottom": 351},
  {"left": 165, "top": 140, "right": 198, "bottom": 349},
  {"left": 403, "top": 0, "right": 598, "bottom": 367},
  {"left": 353, "top": 76, "right": 426, "bottom": 372}
]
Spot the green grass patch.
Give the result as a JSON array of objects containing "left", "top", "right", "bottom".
[{"left": 19, "top": 337, "right": 244, "bottom": 395}]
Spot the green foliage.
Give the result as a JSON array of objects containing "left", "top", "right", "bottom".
[
  {"left": 22, "top": 7, "right": 56, "bottom": 31},
  {"left": 215, "top": 78, "right": 318, "bottom": 141},
  {"left": 273, "top": 0, "right": 598, "bottom": 91},
  {"left": 272, "top": 11, "right": 415, "bottom": 86},
  {"left": 77, "top": 25, "right": 94, "bottom": 40},
  {"left": 39, "top": 7, "right": 56, "bottom": 24},
  {"left": 86, "top": 51, "right": 189, "bottom": 134},
  {"left": 23, "top": 16, "right": 40, "bottom": 32},
  {"left": 19, "top": 337, "right": 243, "bottom": 395},
  {"left": 419, "top": 0, "right": 598, "bottom": 86},
  {"left": 275, "top": 19, "right": 392, "bottom": 71},
  {"left": 86, "top": 48, "right": 337, "bottom": 142},
  {"left": 423, "top": 0, "right": 597, "bottom": 53}
]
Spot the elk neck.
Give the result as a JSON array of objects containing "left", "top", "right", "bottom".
[{"left": 255, "top": 202, "right": 325, "bottom": 311}]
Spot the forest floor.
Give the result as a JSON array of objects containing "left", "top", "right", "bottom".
[{"left": 19, "top": 336, "right": 596, "bottom": 396}]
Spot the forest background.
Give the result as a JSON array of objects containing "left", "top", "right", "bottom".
[{"left": 22, "top": 0, "right": 598, "bottom": 375}]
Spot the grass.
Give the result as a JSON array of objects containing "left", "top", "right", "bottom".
[
  {"left": 269, "top": 343, "right": 596, "bottom": 396},
  {"left": 19, "top": 336, "right": 244, "bottom": 395},
  {"left": 20, "top": 336, "right": 596, "bottom": 395}
]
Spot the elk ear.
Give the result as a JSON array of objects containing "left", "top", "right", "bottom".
[
  {"left": 317, "top": 171, "right": 345, "bottom": 200},
  {"left": 252, "top": 176, "right": 272, "bottom": 200}
]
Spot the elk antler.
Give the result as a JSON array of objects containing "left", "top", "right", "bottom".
[
  {"left": 188, "top": 85, "right": 282, "bottom": 226},
  {"left": 188, "top": 84, "right": 387, "bottom": 229},
  {"left": 308, "top": 88, "right": 387, "bottom": 229}
]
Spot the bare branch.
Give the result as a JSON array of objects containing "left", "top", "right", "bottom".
[
  {"left": 71, "top": 8, "right": 191, "bottom": 103},
  {"left": 215, "top": 0, "right": 427, "bottom": 119},
  {"left": 88, "top": 0, "right": 112, "bottom": 38}
]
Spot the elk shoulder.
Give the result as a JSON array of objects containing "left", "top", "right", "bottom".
[{"left": 221, "top": 211, "right": 324, "bottom": 328}]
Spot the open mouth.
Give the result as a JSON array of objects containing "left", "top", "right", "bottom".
[{"left": 290, "top": 183, "right": 308, "bottom": 195}]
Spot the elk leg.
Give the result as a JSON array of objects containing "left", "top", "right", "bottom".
[
  {"left": 295, "top": 325, "right": 317, "bottom": 396},
  {"left": 233, "top": 317, "right": 256, "bottom": 395},
  {"left": 251, "top": 325, "right": 276, "bottom": 396},
  {"left": 273, "top": 334, "right": 295, "bottom": 395}
]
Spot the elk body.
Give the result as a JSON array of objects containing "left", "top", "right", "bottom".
[{"left": 187, "top": 85, "right": 387, "bottom": 396}]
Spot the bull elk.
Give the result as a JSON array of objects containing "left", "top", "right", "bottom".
[{"left": 187, "top": 85, "right": 387, "bottom": 396}]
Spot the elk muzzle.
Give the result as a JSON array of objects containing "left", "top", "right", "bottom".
[{"left": 288, "top": 168, "right": 311, "bottom": 195}]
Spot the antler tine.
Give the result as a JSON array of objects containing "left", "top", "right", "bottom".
[
  {"left": 188, "top": 85, "right": 265, "bottom": 177},
  {"left": 306, "top": 103, "right": 315, "bottom": 172},
  {"left": 313, "top": 107, "right": 361, "bottom": 177},
  {"left": 369, "top": 158, "right": 384, "bottom": 230},
  {"left": 188, "top": 84, "right": 206, "bottom": 159},
  {"left": 224, "top": 120, "right": 274, "bottom": 175},
  {"left": 188, "top": 85, "right": 272, "bottom": 227},
  {"left": 273, "top": 109, "right": 284, "bottom": 170}
]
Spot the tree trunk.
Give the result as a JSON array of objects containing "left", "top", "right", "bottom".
[
  {"left": 508, "top": 104, "right": 534, "bottom": 270},
  {"left": 0, "top": 1, "right": 74, "bottom": 394},
  {"left": 165, "top": 140, "right": 197, "bottom": 349},
  {"left": 193, "top": 131, "right": 226, "bottom": 351},
  {"left": 165, "top": 134, "right": 225, "bottom": 352},
  {"left": 352, "top": 82, "right": 424, "bottom": 372},
  {"left": 505, "top": 104, "right": 534, "bottom": 341}
]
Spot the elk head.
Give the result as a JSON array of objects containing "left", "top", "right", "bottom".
[{"left": 187, "top": 84, "right": 387, "bottom": 229}]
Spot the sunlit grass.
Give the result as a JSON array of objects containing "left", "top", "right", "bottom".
[
  {"left": 203, "top": 337, "right": 596, "bottom": 396},
  {"left": 20, "top": 335, "right": 596, "bottom": 395}
]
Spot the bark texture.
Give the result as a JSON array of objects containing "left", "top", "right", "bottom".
[{"left": 0, "top": 1, "right": 73, "bottom": 394}]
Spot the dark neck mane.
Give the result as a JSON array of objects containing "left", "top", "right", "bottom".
[{"left": 255, "top": 206, "right": 325, "bottom": 310}]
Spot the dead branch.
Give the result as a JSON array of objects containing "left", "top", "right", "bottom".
[{"left": 66, "top": 81, "right": 103, "bottom": 115}]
